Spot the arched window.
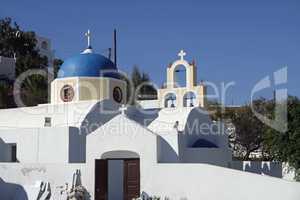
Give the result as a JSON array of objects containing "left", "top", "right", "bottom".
[
  {"left": 183, "top": 91, "right": 196, "bottom": 107},
  {"left": 164, "top": 93, "right": 176, "bottom": 108},
  {"left": 173, "top": 64, "right": 186, "bottom": 87}
]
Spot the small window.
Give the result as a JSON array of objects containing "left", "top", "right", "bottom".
[
  {"left": 41, "top": 41, "right": 48, "bottom": 50},
  {"left": 60, "top": 85, "right": 74, "bottom": 102},
  {"left": 6, "top": 143, "right": 17, "bottom": 162},
  {"left": 44, "top": 117, "right": 51, "bottom": 127},
  {"left": 11, "top": 144, "right": 17, "bottom": 162}
]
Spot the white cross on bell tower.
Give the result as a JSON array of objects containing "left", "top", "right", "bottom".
[
  {"left": 178, "top": 50, "right": 186, "bottom": 61},
  {"left": 85, "top": 29, "right": 92, "bottom": 48}
]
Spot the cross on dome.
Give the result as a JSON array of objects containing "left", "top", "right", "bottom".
[
  {"left": 85, "top": 29, "right": 92, "bottom": 48},
  {"left": 178, "top": 50, "right": 186, "bottom": 61},
  {"left": 82, "top": 29, "right": 93, "bottom": 54}
]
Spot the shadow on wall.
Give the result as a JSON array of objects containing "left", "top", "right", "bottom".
[
  {"left": 182, "top": 107, "right": 220, "bottom": 147},
  {"left": 0, "top": 178, "right": 28, "bottom": 200},
  {"left": 125, "top": 106, "right": 160, "bottom": 127},
  {"left": 178, "top": 107, "right": 222, "bottom": 157},
  {"left": 73, "top": 100, "right": 120, "bottom": 162},
  {"left": 80, "top": 100, "right": 121, "bottom": 135},
  {"left": 231, "top": 161, "right": 283, "bottom": 178},
  {"left": 157, "top": 136, "right": 179, "bottom": 163},
  {"left": 69, "top": 127, "right": 86, "bottom": 163}
]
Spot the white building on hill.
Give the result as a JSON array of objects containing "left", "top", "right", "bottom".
[{"left": 0, "top": 32, "right": 299, "bottom": 200}]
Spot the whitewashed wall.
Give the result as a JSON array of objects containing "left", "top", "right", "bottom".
[
  {"left": 145, "top": 164, "right": 300, "bottom": 200},
  {"left": 86, "top": 114, "right": 158, "bottom": 199},
  {"left": 0, "top": 162, "right": 299, "bottom": 200},
  {"left": 0, "top": 163, "right": 87, "bottom": 200},
  {"left": 183, "top": 148, "right": 231, "bottom": 167},
  {"left": 0, "top": 127, "right": 83, "bottom": 163},
  {"left": 230, "top": 161, "right": 296, "bottom": 181}
]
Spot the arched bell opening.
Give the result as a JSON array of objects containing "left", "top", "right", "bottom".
[
  {"left": 183, "top": 91, "right": 196, "bottom": 107},
  {"left": 164, "top": 93, "right": 177, "bottom": 108}
]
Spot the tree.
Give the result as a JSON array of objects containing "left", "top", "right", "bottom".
[
  {"left": 212, "top": 98, "right": 271, "bottom": 160},
  {"left": 0, "top": 17, "right": 50, "bottom": 107},
  {"left": 53, "top": 58, "right": 63, "bottom": 78},
  {"left": 230, "top": 103, "right": 267, "bottom": 159},
  {"left": 263, "top": 96, "right": 300, "bottom": 180},
  {"left": 126, "top": 66, "right": 157, "bottom": 104},
  {"left": 0, "top": 17, "right": 37, "bottom": 59},
  {"left": 0, "top": 81, "right": 13, "bottom": 108}
]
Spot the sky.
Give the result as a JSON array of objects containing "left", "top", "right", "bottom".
[{"left": 1, "top": 0, "right": 299, "bottom": 104}]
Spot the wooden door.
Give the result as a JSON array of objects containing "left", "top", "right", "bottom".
[
  {"left": 123, "top": 159, "right": 140, "bottom": 200},
  {"left": 95, "top": 159, "right": 108, "bottom": 200}
]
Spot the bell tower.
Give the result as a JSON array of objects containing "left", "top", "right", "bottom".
[
  {"left": 157, "top": 50, "right": 206, "bottom": 108},
  {"left": 166, "top": 50, "right": 197, "bottom": 89}
]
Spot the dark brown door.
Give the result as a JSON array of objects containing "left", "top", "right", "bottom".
[
  {"left": 95, "top": 159, "right": 108, "bottom": 200},
  {"left": 123, "top": 159, "right": 140, "bottom": 200}
]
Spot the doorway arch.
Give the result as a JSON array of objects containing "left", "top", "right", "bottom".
[
  {"left": 101, "top": 150, "right": 139, "bottom": 159},
  {"left": 95, "top": 150, "right": 140, "bottom": 200}
]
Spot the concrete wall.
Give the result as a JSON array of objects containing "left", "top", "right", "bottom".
[
  {"left": 0, "top": 139, "right": 14, "bottom": 162},
  {"left": 230, "top": 161, "right": 296, "bottom": 181},
  {"left": 137, "top": 100, "right": 159, "bottom": 109},
  {"left": 0, "top": 128, "right": 39, "bottom": 163},
  {"left": 0, "top": 162, "right": 299, "bottom": 200},
  {"left": 157, "top": 133, "right": 180, "bottom": 163},
  {"left": 0, "top": 163, "right": 87, "bottom": 200},
  {"left": 144, "top": 164, "right": 300, "bottom": 200},
  {"left": 69, "top": 127, "right": 86, "bottom": 163},
  {"left": 0, "top": 127, "right": 85, "bottom": 163},
  {"left": 51, "top": 77, "right": 126, "bottom": 104},
  {"left": 37, "top": 127, "right": 69, "bottom": 163},
  {"left": 183, "top": 148, "right": 231, "bottom": 167},
  {"left": 86, "top": 114, "right": 158, "bottom": 199}
]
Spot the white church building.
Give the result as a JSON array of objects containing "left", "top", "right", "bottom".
[{"left": 0, "top": 32, "right": 299, "bottom": 200}]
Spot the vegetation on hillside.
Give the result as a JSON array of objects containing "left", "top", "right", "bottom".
[
  {"left": 209, "top": 96, "right": 300, "bottom": 180},
  {"left": 0, "top": 17, "right": 63, "bottom": 107}
]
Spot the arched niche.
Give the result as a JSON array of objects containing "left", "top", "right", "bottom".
[
  {"left": 101, "top": 150, "right": 140, "bottom": 159},
  {"left": 183, "top": 91, "right": 196, "bottom": 107},
  {"left": 192, "top": 139, "right": 218, "bottom": 148},
  {"left": 164, "top": 93, "right": 176, "bottom": 108}
]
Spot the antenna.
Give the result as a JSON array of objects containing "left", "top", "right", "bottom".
[
  {"left": 108, "top": 48, "right": 112, "bottom": 60},
  {"left": 113, "top": 29, "right": 117, "bottom": 67}
]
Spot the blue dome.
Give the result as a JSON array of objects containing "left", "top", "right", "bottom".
[{"left": 58, "top": 53, "right": 118, "bottom": 78}]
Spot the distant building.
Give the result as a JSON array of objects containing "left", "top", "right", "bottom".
[
  {"left": 36, "top": 35, "right": 54, "bottom": 67},
  {"left": 0, "top": 56, "right": 15, "bottom": 81},
  {"left": 0, "top": 35, "right": 54, "bottom": 81}
]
